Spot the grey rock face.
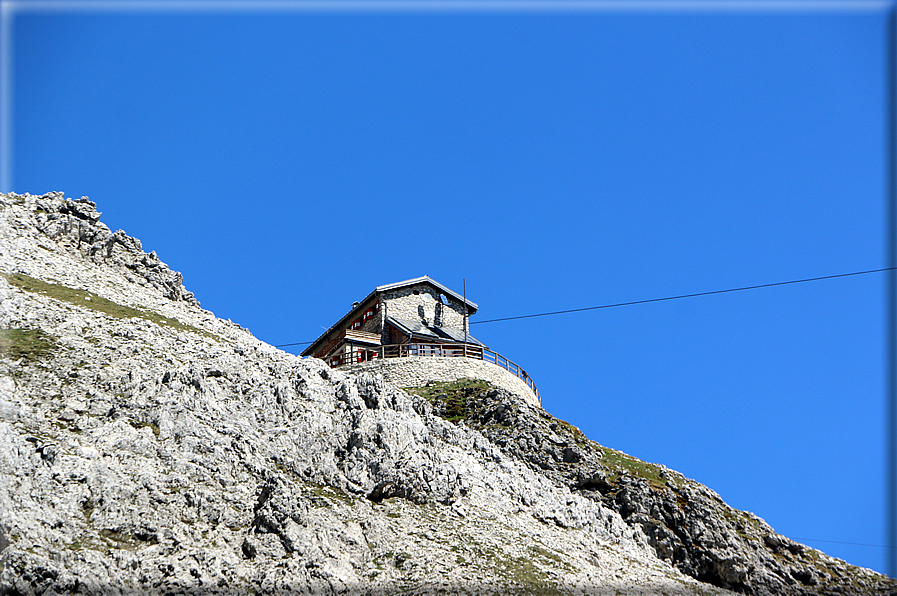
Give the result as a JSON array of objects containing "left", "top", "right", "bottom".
[
  {"left": 32, "top": 192, "right": 195, "bottom": 304},
  {"left": 0, "top": 192, "right": 890, "bottom": 595},
  {"left": 416, "top": 382, "right": 897, "bottom": 595}
]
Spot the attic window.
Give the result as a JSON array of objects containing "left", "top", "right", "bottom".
[{"left": 440, "top": 294, "right": 449, "bottom": 305}]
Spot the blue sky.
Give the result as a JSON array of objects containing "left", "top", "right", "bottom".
[{"left": 5, "top": 0, "right": 893, "bottom": 575}]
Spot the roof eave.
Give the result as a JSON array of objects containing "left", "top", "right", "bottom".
[
  {"left": 299, "top": 290, "right": 379, "bottom": 357},
  {"left": 385, "top": 316, "right": 487, "bottom": 348}
]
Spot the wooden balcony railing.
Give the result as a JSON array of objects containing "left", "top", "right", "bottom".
[{"left": 329, "top": 342, "right": 539, "bottom": 402}]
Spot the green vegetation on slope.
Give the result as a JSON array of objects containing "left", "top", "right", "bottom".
[
  {"left": 0, "top": 328, "right": 58, "bottom": 363},
  {"left": 409, "top": 379, "right": 680, "bottom": 491},
  {"left": 593, "top": 444, "right": 682, "bottom": 492},
  {"left": 404, "top": 378, "right": 491, "bottom": 422},
  {"left": 2, "top": 271, "right": 215, "bottom": 340}
]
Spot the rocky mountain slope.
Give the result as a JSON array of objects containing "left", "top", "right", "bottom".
[{"left": 0, "top": 191, "right": 893, "bottom": 595}]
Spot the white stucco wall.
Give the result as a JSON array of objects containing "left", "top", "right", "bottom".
[{"left": 341, "top": 356, "right": 541, "bottom": 408}]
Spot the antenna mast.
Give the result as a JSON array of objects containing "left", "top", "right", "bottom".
[{"left": 463, "top": 278, "right": 468, "bottom": 357}]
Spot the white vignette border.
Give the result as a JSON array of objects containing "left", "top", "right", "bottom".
[{"left": 0, "top": 0, "right": 895, "bottom": 575}]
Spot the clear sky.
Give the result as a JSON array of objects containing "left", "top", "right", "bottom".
[{"left": 5, "top": 0, "right": 893, "bottom": 575}]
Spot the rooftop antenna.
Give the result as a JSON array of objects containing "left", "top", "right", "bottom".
[{"left": 463, "top": 278, "right": 468, "bottom": 358}]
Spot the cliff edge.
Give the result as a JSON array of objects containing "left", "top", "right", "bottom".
[{"left": 0, "top": 192, "right": 893, "bottom": 596}]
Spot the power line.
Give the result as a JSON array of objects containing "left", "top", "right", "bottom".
[
  {"left": 273, "top": 266, "right": 896, "bottom": 347},
  {"left": 794, "top": 538, "right": 894, "bottom": 549},
  {"left": 270, "top": 266, "right": 897, "bottom": 560},
  {"left": 471, "top": 266, "right": 897, "bottom": 325}
]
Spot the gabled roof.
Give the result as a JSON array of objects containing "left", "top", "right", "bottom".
[
  {"left": 376, "top": 276, "right": 478, "bottom": 314},
  {"left": 387, "top": 316, "right": 486, "bottom": 347},
  {"left": 300, "top": 276, "right": 476, "bottom": 358}
]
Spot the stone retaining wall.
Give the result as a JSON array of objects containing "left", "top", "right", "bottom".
[{"left": 341, "top": 356, "right": 541, "bottom": 408}]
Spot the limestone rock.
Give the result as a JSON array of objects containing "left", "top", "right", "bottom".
[
  {"left": 31, "top": 192, "right": 195, "bottom": 304},
  {"left": 0, "top": 192, "right": 892, "bottom": 595},
  {"left": 415, "top": 381, "right": 896, "bottom": 595}
]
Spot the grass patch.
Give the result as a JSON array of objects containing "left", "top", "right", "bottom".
[
  {"left": 500, "top": 555, "right": 564, "bottom": 595},
  {"left": 596, "top": 445, "right": 679, "bottom": 492},
  {"left": 0, "top": 328, "right": 57, "bottom": 363},
  {"left": 529, "top": 545, "right": 575, "bottom": 572},
  {"left": 99, "top": 528, "right": 158, "bottom": 549},
  {"left": 69, "top": 529, "right": 157, "bottom": 553},
  {"left": 304, "top": 481, "right": 354, "bottom": 506},
  {"left": 404, "top": 378, "right": 491, "bottom": 422},
  {"left": 81, "top": 499, "right": 95, "bottom": 522},
  {"left": 719, "top": 508, "right": 769, "bottom": 544},
  {"left": 2, "top": 271, "right": 215, "bottom": 340},
  {"left": 551, "top": 418, "right": 588, "bottom": 446},
  {"left": 53, "top": 419, "right": 82, "bottom": 434},
  {"left": 460, "top": 540, "right": 566, "bottom": 595},
  {"left": 129, "top": 419, "right": 160, "bottom": 437}
]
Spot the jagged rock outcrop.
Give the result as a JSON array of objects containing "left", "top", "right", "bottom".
[
  {"left": 31, "top": 192, "right": 195, "bottom": 304},
  {"left": 0, "top": 192, "right": 893, "bottom": 595},
  {"left": 407, "top": 378, "right": 897, "bottom": 596}
]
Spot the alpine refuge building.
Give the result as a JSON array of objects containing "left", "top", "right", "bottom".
[{"left": 301, "top": 276, "right": 540, "bottom": 407}]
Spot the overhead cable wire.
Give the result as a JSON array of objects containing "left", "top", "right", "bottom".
[
  {"left": 273, "top": 266, "right": 896, "bottom": 347},
  {"left": 271, "top": 265, "right": 897, "bottom": 560},
  {"left": 793, "top": 538, "right": 895, "bottom": 549},
  {"left": 470, "top": 266, "right": 897, "bottom": 325}
]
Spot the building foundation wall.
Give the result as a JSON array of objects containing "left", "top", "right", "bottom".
[{"left": 341, "top": 356, "right": 541, "bottom": 408}]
